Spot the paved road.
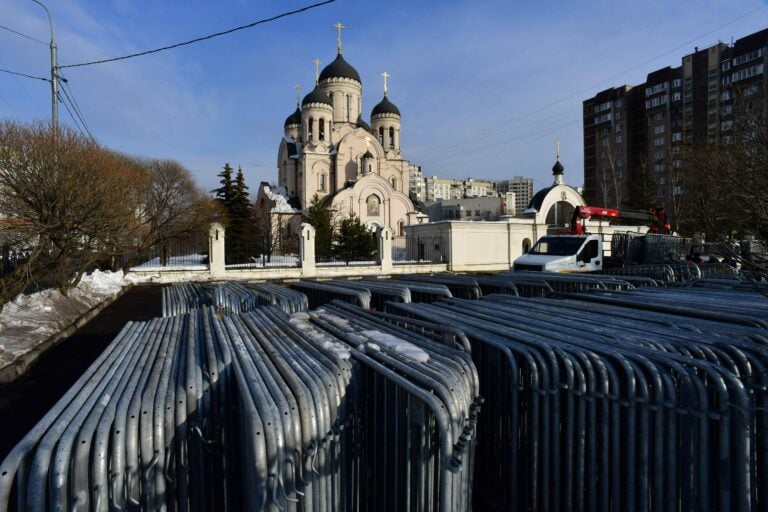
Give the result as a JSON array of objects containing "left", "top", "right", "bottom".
[{"left": 0, "top": 284, "right": 163, "bottom": 461}]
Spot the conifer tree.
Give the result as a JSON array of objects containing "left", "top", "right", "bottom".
[
  {"left": 333, "top": 213, "right": 377, "bottom": 263},
  {"left": 213, "top": 163, "right": 234, "bottom": 207},
  {"left": 303, "top": 194, "right": 333, "bottom": 259}
]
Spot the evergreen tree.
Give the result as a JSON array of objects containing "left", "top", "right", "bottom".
[
  {"left": 303, "top": 194, "right": 333, "bottom": 259},
  {"left": 333, "top": 213, "right": 377, "bottom": 263},
  {"left": 212, "top": 163, "right": 234, "bottom": 208}
]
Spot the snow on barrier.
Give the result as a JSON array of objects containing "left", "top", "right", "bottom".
[
  {"left": 384, "top": 287, "right": 768, "bottom": 511},
  {"left": 0, "top": 305, "right": 480, "bottom": 511}
]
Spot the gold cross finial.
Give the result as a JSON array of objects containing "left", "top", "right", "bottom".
[
  {"left": 334, "top": 22, "right": 345, "bottom": 54},
  {"left": 381, "top": 71, "right": 390, "bottom": 96},
  {"left": 294, "top": 84, "right": 302, "bottom": 107},
  {"left": 313, "top": 59, "right": 321, "bottom": 85},
  {"left": 555, "top": 139, "right": 560, "bottom": 161}
]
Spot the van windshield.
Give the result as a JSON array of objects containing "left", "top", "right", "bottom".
[{"left": 529, "top": 236, "right": 586, "bottom": 256}]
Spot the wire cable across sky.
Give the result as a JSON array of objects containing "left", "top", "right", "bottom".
[{"left": 59, "top": 0, "right": 336, "bottom": 69}]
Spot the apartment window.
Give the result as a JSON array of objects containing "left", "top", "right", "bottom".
[
  {"left": 654, "top": 137, "right": 665, "bottom": 146},
  {"left": 673, "top": 79, "right": 682, "bottom": 88},
  {"left": 722, "top": 105, "right": 733, "bottom": 116},
  {"left": 615, "top": 134, "right": 622, "bottom": 143},
  {"left": 672, "top": 92, "right": 681, "bottom": 101},
  {"left": 721, "top": 91, "right": 731, "bottom": 101},
  {"left": 645, "top": 83, "right": 668, "bottom": 97},
  {"left": 732, "top": 48, "right": 764, "bottom": 67},
  {"left": 721, "top": 60, "right": 731, "bottom": 71},
  {"left": 721, "top": 120, "right": 733, "bottom": 131},
  {"left": 732, "top": 63, "right": 764, "bottom": 83},
  {"left": 594, "top": 112, "right": 612, "bottom": 124},
  {"left": 654, "top": 125, "right": 665, "bottom": 134},
  {"left": 658, "top": 176, "right": 667, "bottom": 185},
  {"left": 653, "top": 112, "right": 664, "bottom": 121},
  {"left": 594, "top": 101, "right": 611, "bottom": 113},
  {"left": 654, "top": 163, "right": 665, "bottom": 172},
  {"left": 655, "top": 150, "right": 664, "bottom": 161},
  {"left": 671, "top": 132, "right": 682, "bottom": 142},
  {"left": 743, "top": 84, "right": 759, "bottom": 96}
]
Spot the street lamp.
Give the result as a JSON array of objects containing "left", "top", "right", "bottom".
[{"left": 31, "top": 0, "right": 58, "bottom": 133}]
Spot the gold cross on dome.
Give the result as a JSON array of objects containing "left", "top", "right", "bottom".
[
  {"left": 334, "top": 22, "right": 345, "bottom": 53},
  {"left": 555, "top": 139, "right": 560, "bottom": 161},
  {"left": 313, "top": 59, "right": 321, "bottom": 84},
  {"left": 294, "top": 84, "right": 302, "bottom": 106},
  {"left": 381, "top": 71, "right": 390, "bottom": 96}
]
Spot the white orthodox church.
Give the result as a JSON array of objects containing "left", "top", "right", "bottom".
[{"left": 256, "top": 26, "right": 419, "bottom": 235}]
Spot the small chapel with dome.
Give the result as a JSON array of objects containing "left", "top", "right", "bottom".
[{"left": 257, "top": 24, "right": 419, "bottom": 235}]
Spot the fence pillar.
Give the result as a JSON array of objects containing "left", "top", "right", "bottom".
[
  {"left": 208, "top": 223, "right": 225, "bottom": 278},
  {"left": 378, "top": 226, "right": 393, "bottom": 274},
  {"left": 300, "top": 223, "right": 317, "bottom": 278}
]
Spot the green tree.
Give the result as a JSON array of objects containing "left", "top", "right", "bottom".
[
  {"left": 333, "top": 213, "right": 377, "bottom": 263},
  {"left": 303, "top": 194, "right": 333, "bottom": 259},
  {"left": 212, "top": 163, "right": 234, "bottom": 207}
]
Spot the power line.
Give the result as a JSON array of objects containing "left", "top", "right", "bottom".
[
  {"left": 419, "top": 3, "right": 768, "bottom": 155},
  {"left": 59, "top": 81, "right": 93, "bottom": 140},
  {"left": 59, "top": 0, "right": 336, "bottom": 69},
  {"left": 57, "top": 90, "right": 88, "bottom": 138},
  {"left": 59, "top": 75, "right": 93, "bottom": 137},
  {"left": 0, "top": 23, "right": 48, "bottom": 45},
  {"left": 0, "top": 67, "right": 49, "bottom": 82}
]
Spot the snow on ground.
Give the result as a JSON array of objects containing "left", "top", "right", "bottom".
[{"left": 0, "top": 270, "right": 170, "bottom": 374}]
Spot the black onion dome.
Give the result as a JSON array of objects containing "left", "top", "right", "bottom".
[
  {"left": 552, "top": 160, "right": 565, "bottom": 175},
  {"left": 284, "top": 107, "right": 301, "bottom": 127},
  {"left": 371, "top": 95, "right": 401, "bottom": 117},
  {"left": 319, "top": 53, "right": 362, "bottom": 83},
  {"left": 301, "top": 87, "right": 332, "bottom": 107}
]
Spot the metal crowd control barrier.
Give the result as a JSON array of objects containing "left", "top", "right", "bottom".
[
  {"left": 399, "top": 275, "right": 483, "bottom": 299},
  {"left": 385, "top": 286, "right": 768, "bottom": 511},
  {"left": 162, "top": 282, "right": 308, "bottom": 316},
  {"left": 501, "top": 271, "right": 637, "bottom": 293},
  {"left": 330, "top": 279, "right": 412, "bottom": 310},
  {"left": 370, "top": 279, "right": 454, "bottom": 303},
  {"left": 288, "top": 281, "right": 371, "bottom": 309},
  {"left": 2, "top": 303, "right": 479, "bottom": 511}
]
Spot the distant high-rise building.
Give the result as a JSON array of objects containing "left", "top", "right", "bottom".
[
  {"left": 583, "top": 27, "right": 768, "bottom": 211},
  {"left": 494, "top": 176, "right": 534, "bottom": 216}
]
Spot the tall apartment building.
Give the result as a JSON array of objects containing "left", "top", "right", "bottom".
[
  {"left": 494, "top": 176, "right": 534, "bottom": 215},
  {"left": 408, "top": 164, "right": 425, "bottom": 202},
  {"left": 583, "top": 27, "right": 768, "bottom": 211}
]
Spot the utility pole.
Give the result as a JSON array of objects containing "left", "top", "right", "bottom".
[{"left": 32, "top": 0, "right": 57, "bottom": 133}]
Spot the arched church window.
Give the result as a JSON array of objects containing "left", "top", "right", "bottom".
[
  {"left": 319, "top": 174, "right": 326, "bottom": 191},
  {"left": 389, "top": 127, "right": 395, "bottom": 148},
  {"left": 398, "top": 221, "right": 404, "bottom": 236},
  {"left": 390, "top": 176, "right": 397, "bottom": 190},
  {"left": 345, "top": 95, "right": 351, "bottom": 122},
  {"left": 318, "top": 119, "right": 325, "bottom": 141},
  {"left": 307, "top": 117, "right": 314, "bottom": 140},
  {"left": 378, "top": 127, "right": 384, "bottom": 145},
  {"left": 366, "top": 194, "right": 381, "bottom": 216}
]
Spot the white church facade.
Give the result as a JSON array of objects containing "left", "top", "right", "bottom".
[{"left": 257, "top": 26, "right": 419, "bottom": 235}]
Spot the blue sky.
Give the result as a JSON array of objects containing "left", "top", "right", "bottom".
[{"left": 1, "top": 0, "right": 766, "bottom": 194}]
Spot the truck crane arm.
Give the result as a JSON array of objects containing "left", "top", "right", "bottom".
[{"left": 569, "top": 205, "right": 671, "bottom": 235}]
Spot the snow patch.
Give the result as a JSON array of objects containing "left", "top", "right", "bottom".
[
  {"left": 359, "top": 330, "right": 430, "bottom": 363},
  {"left": 262, "top": 184, "right": 300, "bottom": 214}
]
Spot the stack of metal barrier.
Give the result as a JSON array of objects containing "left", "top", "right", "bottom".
[
  {"left": 499, "top": 271, "right": 637, "bottom": 293},
  {"left": 1, "top": 304, "right": 479, "bottom": 511},
  {"left": 399, "top": 275, "right": 483, "bottom": 299},
  {"left": 162, "top": 282, "right": 308, "bottom": 316},
  {"left": 162, "top": 282, "right": 214, "bottom": 316},
  {"left": 368, "top": 279, "right": 454, "bottom": 303},
  {"left": 289, "top": 281, "right": 371, "bottom": 309},
  {"left": 384, "top": 288, "right": 768, "bottom": 511},
  {"left": 597, "top": 262, "right": 702, "bottom": 284},
  {"left": 330, "top": 279, "right": 412, "bottom": 310}
]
